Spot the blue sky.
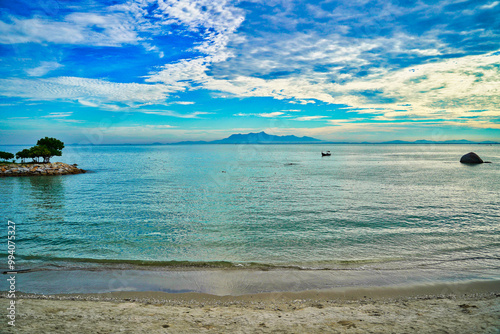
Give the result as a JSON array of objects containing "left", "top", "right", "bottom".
[{"left": 0, "top": 0, "right": 499, "bottom": 144}]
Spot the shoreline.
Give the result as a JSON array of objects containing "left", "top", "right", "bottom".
[
  {"left": 2, "top": 280, "right": 499, "bottom": 333},
  {"left": 6, "top": 278, "right": 500, "bottom": 302},
  {"left": 6, "top": 265, "right": 499, "bottom": 296}
]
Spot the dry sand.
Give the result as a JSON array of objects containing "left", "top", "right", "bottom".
[{"left": 1, "top": 281, "right": 499, "bottom": 333}]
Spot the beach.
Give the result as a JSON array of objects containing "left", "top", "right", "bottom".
[{"left": 2, "top": 281, "right": 499, "bottom": 333}]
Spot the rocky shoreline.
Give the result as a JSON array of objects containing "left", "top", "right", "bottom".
[{"left": 0, "top": 162, "right": 86, "bottom": 176}]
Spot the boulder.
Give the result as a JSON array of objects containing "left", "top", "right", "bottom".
[{"left": 460, "top": 152, "right": 483, "bottom": 164}]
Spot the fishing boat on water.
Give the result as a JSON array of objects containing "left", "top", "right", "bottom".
[{"left": 322, "top": 151, "right": 331, "bottom": 157}]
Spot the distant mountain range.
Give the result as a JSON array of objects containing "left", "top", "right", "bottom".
[
  {"left": 170, "top": 132, "right": 498, "bottom": 145},
  {"left": 65, "top": 133, "right": 498, "bottom": 145},
  {"left": 173, "top": 131, "right": 322, "bottom": 144}
]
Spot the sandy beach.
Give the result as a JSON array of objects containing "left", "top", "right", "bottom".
[{"left": 2, "top": 281, "right": 499, "bottom": 333}]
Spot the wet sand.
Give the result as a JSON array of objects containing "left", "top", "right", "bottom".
[{"left": 1, "top": 280, "right": 499, "bottom": 333}]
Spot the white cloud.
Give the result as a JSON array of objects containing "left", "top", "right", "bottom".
[
  {"left": 0, "top": 77, "right": 173, "bottom": 107},
  {"left": 289, "top": 100, "right": 317, "bottom": 105},
  {"left": 78, "top": 100, "right": 100, "bottom": 108},
  {"left": 294, "top": 116, "right": 328, "bottom": 121},
  {"left": 172, "top": 101, "right": 195, "bottom": 105},
  {"left": 192, "top": 50, "right": 499, "bottom": 123},
  {"left": 0, "top": 12, "right": 138, "bottom": 46},
  {"left": 480, "top": 2, "right": 499, "bottom": 9},
  {"left": 145, "top": 0, "right": 246, "bottom": 95},
  {"left": 442, "top": 120, "right": 500, "bottom": 130},
  {"left": 58, "top": 119, "right": 85, "bottom": 123},
  {"left": 26, "top": 62, "right": 63, "bottom": 77},
  {"left": 42, "top": 112, "right": 73, "bottom": 118},
  {"left": 140, "top": 110, "right": 212, "bottom": 118},
  {"left": 234, "top": 111, "right": 284, "bottom": 118},
  {"left": 334, "top": 51, "right": 500, "bottom": 118},
  {"left": 258, "top": 112, "right": 284, "bottom": 118}
]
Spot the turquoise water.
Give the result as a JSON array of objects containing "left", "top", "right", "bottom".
[{"left": 1, "top": 144, "right": 499, "bottom": 293}]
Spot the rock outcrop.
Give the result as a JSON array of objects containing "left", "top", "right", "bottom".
[
  {"left": 460, "top": 152, "right": 484, "bottom": 164},
  {"left": 0, "top": 162, "right": 86, "bottom": 176}
]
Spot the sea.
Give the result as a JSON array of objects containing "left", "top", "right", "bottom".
[{"left": 1, "top": 144, "right": 499, "bottom": 295}]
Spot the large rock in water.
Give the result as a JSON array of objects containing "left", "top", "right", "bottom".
[{"left": 460, "top": 152, "right": 483, "bottom": 164}]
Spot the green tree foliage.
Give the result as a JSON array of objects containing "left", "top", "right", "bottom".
[
  {"left": 12, "top": 137, "right": 65, "bottom": 163},
  {"left": 0, "top": 151, "right": 14, "bottom": 161},
  {"left": 35, "top": 137, "right": 65, "bottom": 163},
  {"left": 29, "top": 145, "right": 52, "bottom": 163},
  {"left": 15, "top": 149, "right": 31, "bottom": 163}
]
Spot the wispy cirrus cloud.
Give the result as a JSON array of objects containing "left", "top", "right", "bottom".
[
  {"left": 0, "top": 76, "right": 173, "bottom": 106},
  {"left": 234, "top": 111, "right": 284, "bottom": 118},
  {"left": 140, "top": 110, "right": 212, "bottom": 118},
  {"left": 294, "top": 116, "right": 328, "bottom": 121},
  {"left": 172, "top": 101, "right": 195, "bottom": 105},
  {"left": 0, "top": 12, "right": 138, "bottom": 46},
  {"left": 42, "top": 112, "right": 72, "bottom": 118},
  {"left": 26, "top": 61, "right": 63, "bottom": 77}
]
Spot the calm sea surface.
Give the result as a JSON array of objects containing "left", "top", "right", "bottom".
[{"left": 1, "top": 144, "right": 499, "bottom": 293}]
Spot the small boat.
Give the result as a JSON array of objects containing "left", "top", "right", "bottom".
[{"left": 321, "top": 151, "right": 331, "bottom": 157}]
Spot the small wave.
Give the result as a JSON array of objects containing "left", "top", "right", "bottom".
[
  {"left": 415, "top": 256, "right": 500, "bottom": 268},
  {"left": 1, "top": 254, "right": 409, "bottom": 273}
]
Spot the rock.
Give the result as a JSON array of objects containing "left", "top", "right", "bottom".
[
  {"left": 460, "top": 152, "right": 484, "bottom": 164},
  {"left": 0, "top": 162, "right": 85, "bottom": 177},
  {"left": 338, "top": 320, "right": 357, "bottom": 329}
]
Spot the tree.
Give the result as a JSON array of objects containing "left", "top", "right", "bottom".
[
  {"left": 16, "top": 149, "right": 31, "bottom": 163},
  {"left": 0, "top": 151, "right": 14, "bottom": 162},
  {"left": 29, "top": 145, "right": 51, "bottom": 163},
  {"left": 36, "top": 137, "right": 64, "bottom": 163}
]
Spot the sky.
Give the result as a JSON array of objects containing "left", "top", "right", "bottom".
[{"left": 0, "top": 0, "right": 499, "bottom": 144}]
